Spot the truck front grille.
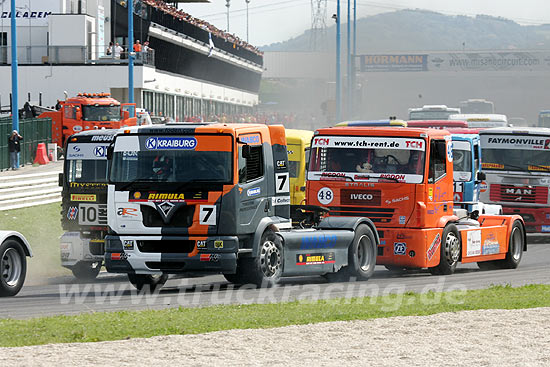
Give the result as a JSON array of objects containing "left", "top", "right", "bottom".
[
  {"left": 137, "top": 240, "right": 195, "bottom": 253},
  {"left": 141, "top": 205, "right": 195, "bottom": 227},
  {"left": 490, "top": 184, "right": 548, "bottom": 204},
  {"left": 328, "top": 206, "right": 394, "bottom": 223}
]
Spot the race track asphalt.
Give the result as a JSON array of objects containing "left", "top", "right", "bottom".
[{"left": 1, "top": 243, "right": 549, "bottom": 319}]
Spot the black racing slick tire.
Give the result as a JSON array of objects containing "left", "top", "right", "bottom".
[
  {"left": 128, "top": 273, "right": 168, "bottom": 292},
  {"left": 325, "top": 224, "right": 377, "bottom": 282},
  {"left": 497, "top": 220, "right": 525, "bottom": 269},
  {"left": 241, "top": 229, "right": 283, "bottom": 287},
  {"left": 429, "top": 224, "right": 461, "bottom": 275},
  {"left": 0, "top": 239, "right": 27, "bottom": 297},
  {"left": 71, "top": 261, "right": 101, "bottom": 281}
]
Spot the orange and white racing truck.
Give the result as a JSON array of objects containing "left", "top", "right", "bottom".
[
  {"left": 38, "top": 92, "right": 137, "bottom": 148},
  {"left": 306, "top": 127, "right": 526, "bottom": 273}
]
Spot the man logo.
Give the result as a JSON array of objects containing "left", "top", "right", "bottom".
[{"left": 94, "top": 146, "right": 106, "bottom": 157}]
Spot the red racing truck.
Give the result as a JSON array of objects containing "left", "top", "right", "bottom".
[{"left": 306, "top": 127, "right": 526, "bottom": 273}]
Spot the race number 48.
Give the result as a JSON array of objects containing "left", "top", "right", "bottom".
[
  {"left": 199, "top": 205, "right": 216, "bottom": 225},
  {"left": 317, "top": 187, "right": 334, "bottom": 205}
]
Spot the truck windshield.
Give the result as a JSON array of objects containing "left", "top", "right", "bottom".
[
  {"left": 308, "top": 136, "right": 425, "bottom": 183},
  {"left": 66, "top": 142, "right": 109, "bottom": 183},
  {"left": 453, "top": 140, "right": 472, "bottom": 182},
  {"left": 481, "top": 134, "right": 550, "bottom": 172},
  {"left": 408, "top": 110, "right": 457, "bottom": 120},
  {"left": 82, "top": 105, "right": 121, "bottom": 122},
  {"left": 110, "top": 135, "right": 233, "bottom": 184}
]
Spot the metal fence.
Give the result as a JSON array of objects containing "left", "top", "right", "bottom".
[
  {"left": 0, "top": 46, "right": 155, "bottom": 66},
  {"left": 0, "top": 117, "right": 52, "bottom": 170}
]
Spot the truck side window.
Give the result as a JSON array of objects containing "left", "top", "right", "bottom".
[
  {"left": 64, "top": 105, "right": 75, "bottom": 119},
  {"left": 428, "top": 140, "right": 447, "bottom": 183},
  {"left": 239, "top": 145, "right": 264, "bottom": 183},
  {"left": 474, "top": 142, "right": 480, "bottom": 174}
]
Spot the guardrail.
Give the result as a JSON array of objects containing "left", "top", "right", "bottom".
[{"left": 0, "top": 171, "right": 61, "bottom": 211}]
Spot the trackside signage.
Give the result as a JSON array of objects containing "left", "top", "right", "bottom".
[
  {"left": 145, "top": 137, "right": 197, "bottom": 150},
  {"left": 481, "top": 135, "right": 550, "bottom": 150},
  {"left": 311, "top": 137, "right": 425, "bottom": 150}
]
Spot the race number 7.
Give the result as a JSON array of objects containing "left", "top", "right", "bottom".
[
  {"left": 275, "top": 173, "right": 290, "bottom": 193},
  {"left": 199, "top": 205, "right": 216, "bottom": 225}
]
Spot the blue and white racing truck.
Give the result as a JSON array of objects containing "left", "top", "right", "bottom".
[{"left": 452, "top": 133, "right": 502, "bottom": 215}]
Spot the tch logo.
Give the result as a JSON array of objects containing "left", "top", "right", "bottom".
[{"left": 314, "top": 138, "right": 329, "bottom": 146}]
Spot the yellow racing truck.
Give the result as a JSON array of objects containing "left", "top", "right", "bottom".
[{"left": 286, "top": 129, "right": 313, "bottom": 206}]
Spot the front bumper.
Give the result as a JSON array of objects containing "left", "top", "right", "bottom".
[
  {"left": 105, "top": 235, "right": 239, "bottom": 275},
  {"left": 60, "top": 232, "right": 104, "bottom": 268}
]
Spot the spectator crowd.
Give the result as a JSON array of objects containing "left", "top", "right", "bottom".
[{"left": 143, "top": 0, "right": 263, "bottom": 57}]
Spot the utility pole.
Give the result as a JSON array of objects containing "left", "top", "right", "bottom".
[
  {"left": 226, "top": 0, "right": 231, "bottom": 32},
  {"left": 352, "top": 0, "right": 357, "bottom": 118},
  {"left": 335, "top": 0, "right": 341, "bottom": 123},
  {"left": 246, "top": 0, "right": 250, "bottom": 43},
  {"left": 10, "top": 0, "right": 18, "bottom": 132},
  {"left": 128, "top": 0, "right": 134, "bottom": 103},
  {"left": 346, "top": 0, "right": 351, "bottom": 119}
]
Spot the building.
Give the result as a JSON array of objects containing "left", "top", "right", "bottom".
[{"left": 0, "top": 0, "right": 263, "bottom": 120}]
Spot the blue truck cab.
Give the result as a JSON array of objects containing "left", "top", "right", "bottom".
[{"left": 452, "top": 133, "right": 501, "bottom": 214}]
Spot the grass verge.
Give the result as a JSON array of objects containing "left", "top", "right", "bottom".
[
  {"left": 1, "top": 284, "right": 549, "bottom": 347},
  {"left": 0, "top": 203, "right": 69, "bottom": 282}
]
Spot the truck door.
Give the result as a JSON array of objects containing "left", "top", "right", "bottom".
[
  {"left": 237, "top": 134, "right": 268, "bottom": 233},
  {"left": 427, "top": 139, "right": 452, "bottom": 223},
  {"left": 121, "top": 103, "right": 136, "bottom": 118}
]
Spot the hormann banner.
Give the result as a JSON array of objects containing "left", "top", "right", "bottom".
[
  {"left": 357, "top": 51, "right": 550, "bottom": 73},
  {"left": 480, "top": 135, "right": 550, "bottom": 150},
  {"left": 360, "top": 54, "right": 428, "bottom": 72}
]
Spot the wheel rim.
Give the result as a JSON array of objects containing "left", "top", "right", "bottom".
[
  {"left": 510, "top": 227, "right": 522, "bottom": 261},
  {"left": 356, "top": 235, "right": 373, "bottom": 272},
  {"left": 1, "top": 248, "right": 22, "bottom": 288},
  {"left": 444, "top": 232, "right": 460, "bottom": 264},
  {"left": 259, "top": 239, "right": 281, "bottom": 278}
]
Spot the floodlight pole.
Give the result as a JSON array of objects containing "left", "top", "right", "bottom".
[
  {"left": 11, "top": 0, "right": 18, "bottom": 132},
  {"left": 246, "top": 0, "right": 251, "bottom": 43},
  {"left": 128, "top": 0, "right": 134, "bottom": 103},
  {"left": 336, "top": 0, "right": 341, "bottom": 123},
  {"left": 226, "top": 0, "right": 231, "bottom": 32}
]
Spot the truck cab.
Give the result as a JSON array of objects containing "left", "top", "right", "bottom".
[
  {"left": 479, "top": 127, "right": 550, "bottom": 235},
  {"left": 105, "top": 123, "right": 380, "bottom": 290},
  {"left": 307, "top": 127, "right": 526, "bottom": 274},
  {"left": 286, "top": 129, "right": 313, "bottom": 206},
  {"left": 59, "top": 129, "right": 117, "bottom": 279}
]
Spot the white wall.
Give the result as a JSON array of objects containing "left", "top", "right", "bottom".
[{"left": 48, "top": 14, "right": 86, "bottom": 46}]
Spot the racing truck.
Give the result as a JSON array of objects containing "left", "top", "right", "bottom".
[
  {"left": 104, "top": 123, "right": 380, "bottom": 290},
  {"left": 479, "top": 127, "right": 550, "bottom": 238},
  {"left": 306, "top": 126, "right": 526, "bottom": 274},
  {"left": 0, "top": 232, "right": 32, "bottom": 297},
  {"left": 38, "top": 92, "right": 137, "bottom": 148},
  {"left": 58, "top": 129, "right": 117, "bottom": 280}
]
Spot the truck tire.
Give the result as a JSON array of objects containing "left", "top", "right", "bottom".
[
  {"left": 497, "top": 220, "right": 525, "bottom": 269},
  {"left": 429, "top": 224, "right": 461, "bottom": 275},
  {"left": 325, "top": 224, "right": 377, "bottom": 282},
  {"left": 477, "top": 220, "right": 524, "bottom": 270},
  {"left": 128, "top": 273, "right": 168, "bottom": 292},
  {"left": 0, "top": 239, "right": 27, "bottom": 297},
  {"left": 71, "top": 261, "right": 101, "bottom": 281},
  {"left": 242, "top": 229, "right": 283, "bottom": 287}
]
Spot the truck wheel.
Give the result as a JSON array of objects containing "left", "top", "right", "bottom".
[
  {"left": 244, "top": 229, "right": 283, "bottom": 287},
  {"left": 429, "top": 224, "right": 461, "bottom": 275},
  {"left": 71, "top": 261, "right": 101, "bottom": 281},
  {"left": 0, "top": 240, "right": 27, "bottom": 297},
  {"left": 128, "top": 273, "right": 168, "bottom": 292},
  {"left": 497, "top": 220, "right": 524, "bottom": 269},
  {"left": 325, "top": 224, "right": 377, "bottom": 282}
]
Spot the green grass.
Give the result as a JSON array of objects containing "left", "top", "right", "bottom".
[
  {"left": 1, "top": 284, "right": 549, "bottom": 347},
  {"left": 0, "top": 203, "right": 69, "bottom": 281}
]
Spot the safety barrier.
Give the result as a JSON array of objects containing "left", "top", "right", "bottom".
[{"left": 0, "top": 116, "right": 52, "bottom": 170}]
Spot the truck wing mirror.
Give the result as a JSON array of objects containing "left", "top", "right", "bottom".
[
  {"left": 122, "top": 110, "right": 130, "bottom": 120},
  {"left": 242, "top": 144, "right": 252, "bottom": 159},
  {"left": 58, "top": 172, "right": 64, "bottom": 187},
  {"left": 107, "top": 145, "right": 114, "bottom": 160},
  {"left": 477, "top": 171, "right": 486, "bottom": 181}
]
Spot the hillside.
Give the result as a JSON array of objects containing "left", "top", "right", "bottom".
[{"left": 262, "top": 9, "right": 550, "bottom": 52}]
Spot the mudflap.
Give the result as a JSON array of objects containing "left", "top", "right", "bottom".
[{"left": 279, "top": 228, "right": 355, "bottom": 277}]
